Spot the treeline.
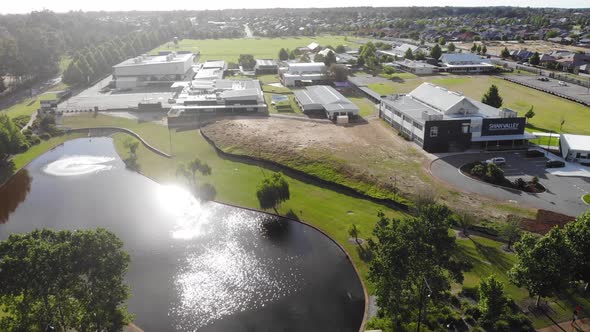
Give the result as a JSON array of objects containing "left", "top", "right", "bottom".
[
  {"left": 62, "top": 26, "right": 180, "bottom": 85},
  {"left": 0, "top": 10, "right": 137, "bottom": 92}
]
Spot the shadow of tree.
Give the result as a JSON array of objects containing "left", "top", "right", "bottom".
[
  {"left": 0, "top": 159, "right": 16, "bottom": 185},
  {"left": 471, "top": 238, "right": 514, "bottom": 272},
  {"left": 123, "top": 157, "right": 141, "bottom": 172}
]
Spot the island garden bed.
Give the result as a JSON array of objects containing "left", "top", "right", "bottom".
[{"left": 461, "top": 162, "right": 546, "bottom": 193}]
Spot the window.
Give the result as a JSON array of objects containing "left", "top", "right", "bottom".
[
  {"left": 430, "top": 126, "right": 438, "bottom": 137},
  {"left": 394, "top": 110, "right": 401, "bottom": 117},
  {"left": 462, "top": 123, "right": 470, "bottom": 134},
  {"left": 413, "top": 122, "right": 423, "bottom": 130}
]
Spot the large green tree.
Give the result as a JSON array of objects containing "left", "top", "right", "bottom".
[
  {"left": 368, "top": 204, "right": 464, "bottom": 328},
  {"left": 256, "top": 172, "right": 290, "bottom": 212},
  {"left": 529, "top": 52, "right": 541, "bottom": 66},
  {"left": 430, "top": 44, "right": 442, "bottom": 60},
  {"left": 565, "top": 211, "right": 590, "bottom": 289},
  {"left": 481, "top": 84, "right": 503, "bottom": 108},
  {"left": 501, "top": 47, "right": 511, "bottom": 58},
  {"left": 509, "top": 229, "right": 573, "bottom": 306},
  {"left": 323, "top": 50, "right": 337, "bottom": 67},
  {"left": 0, "top": 114, "right": 28, "bottom": 159},
  {"left": 0, "top": 228, "right": 131, "bottom": 331},
  {"left": 278, "top": 48, "right": 289, "bottom": 61},
  {"left": 478, "top": 274, "right": 507, "bottom": 324},
  {"left": 404, "top": 48, "right": 414, "bottom": 60}
]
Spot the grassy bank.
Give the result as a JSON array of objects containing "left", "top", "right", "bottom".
[
  {"left": 12, "top": 133, "right": 85, "bottom": 170},
  {"left": 151, "top": 36, "right": 356, "bottom": 62},
  {"left": 2, "top": 92, "right": 58, "bottom": 120}
]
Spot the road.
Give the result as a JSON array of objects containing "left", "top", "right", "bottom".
[
  {"left": 430, "top": 151, "right": 590, "bottom": 216},
  {"left": 244, "top": 24, "right": 254, "bottom": 38}
]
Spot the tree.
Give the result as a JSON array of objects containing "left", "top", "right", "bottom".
[
  {"left": 328, "top": 64, "right": 348, "bottom": 82},
  {"left": 278, "top": 48, "right": 289, "bottom": 61},
  {"left": 471, "top": 43, "right": 477, "bottom": 53},
  {"left": 0, "top": 114, "right": 28, "bottom": 159},
  {"left": 456, "top": 210, "right": 476, "bottom": 236},
  {"left": 509, "top": 229, "right": 573, "bottom": 306},
  {"left": 438, "top": 37, "right": 446, "bottom": 45},
  {"left": 348, "top": 224, "right": 361, "bottom": 245},
  {"left": 335, "top": 45, "right": 346, "bottom": 53},
  {"left": 564, "top": 211, "right": 590, "bottom": 289},
  {"left": 383, "top": 66, "right": 396, "bottom": 75},
  {"left": 368, "top": 204, "right": 464, "bottom": 328},
  {"left": 124, "top": 138, "right": 139, "bottom": 159},
  {"left": 404, "top": 48, "right": 414, "bottom": 60},
  {"left": 447, "top": 43, "right": 456, "bottom": 52},
  {"left": 430, "top": 44, "right": 442, "bottom": 60},
  {"left": 0, "top": 228, "right": 131, "bottom": 331},
  {"left": 501, "top": 47, "right": 511, "bottom": 58},
  {"left": 529, "top": 52, "right": 540, "bottom": 66},
  {"left": 478, "top": 275, "right": 507, "bottom": 323},
  {"left": 313, "top": 53, "right": 325, "bottom": 63},
  {"left": 324, "top": 50, "right": 337, "bottom": 67},
  {"left": 238, "top": 54, "right": 256, "bottom": 70},
  {"left": 524, "top": 106, "right": 535, "bottom": 120},
  {"left": 481, "top": 44, "right": 487, "bottom": 55},
  {"left": 176, "top": 158, "right": 213, "bottom": 200},
  {"left": 499, "top": 215, "right": 522, "bottom": 250},
  {"left": 414, "top": 50, "right": 426, "bottom": 61},
  {"left": 476, "top": 45, "right": 482, "bottom": 54},
  {"left": 481, "top": 84, "right": 503, "bottom": 108},
  {"left": 256, "top": 172, "right": 290, "bottom": 212},
  {"left": 300, "top": 53, "right": 310, "bottom": 63}
]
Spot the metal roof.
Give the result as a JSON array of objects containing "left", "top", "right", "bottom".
[
  {"left": 561, "top": 134, "right": 590, "bottom": 151},
  {"left": 439, "top": 53, "right": 492, "bottom": 65},
  {"left": 293, "top": 85, "right": 359, "bottom": 115}
]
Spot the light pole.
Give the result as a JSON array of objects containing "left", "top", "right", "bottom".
[{"left": 416, "top": 277, "right": 433, "bottom": 332}]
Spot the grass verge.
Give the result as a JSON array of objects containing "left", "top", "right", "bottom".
[{"left": 583, "top": 194, "right": 590, "bottom": 205}]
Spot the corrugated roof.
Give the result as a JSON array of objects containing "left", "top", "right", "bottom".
[
  {"left": 409, "top": 83, "right": 478, "bottom": 114},
  {"left": 293, "top": 85, "right": 359, "bottom": 115},
  {"left": 439, "top": 53, "right": 491, "bottom": 65},
  {"left": 562, "top": 134, "right": 590, "bottom": 151}
]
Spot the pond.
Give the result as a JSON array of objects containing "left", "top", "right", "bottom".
[{"left": 0, "top": 137, "right": 365, "bottom": 331}]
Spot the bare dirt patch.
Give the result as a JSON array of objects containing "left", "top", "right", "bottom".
[{"left": 202, "top": 117, "right": 534, "bottom": 220}]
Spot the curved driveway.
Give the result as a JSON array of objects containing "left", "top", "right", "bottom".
[{"left": 430, "top": 151, "right": 590, "bottom": 216}]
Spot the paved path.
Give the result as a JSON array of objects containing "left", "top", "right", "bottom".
[
  {"left": 430, "top": 151, "right": 590, "bottom": 216},
  {"left": 537, "top": 317, "right": 590, "bottom": 332}
]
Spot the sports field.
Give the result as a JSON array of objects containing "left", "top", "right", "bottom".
[
  {"left": 365, "top": 74, "right": 590, "bottom": 135},
  {"left": 151, "top": 36, "right": 356, "bottom": 62}
]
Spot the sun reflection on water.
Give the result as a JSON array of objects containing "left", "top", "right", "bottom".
[{"left": 158, "top": 185, "right": 304, "bottom": 330}]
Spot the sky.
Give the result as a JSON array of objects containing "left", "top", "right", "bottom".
[{"left": 1, "top": 0, "right": 588, "bottom": 14}]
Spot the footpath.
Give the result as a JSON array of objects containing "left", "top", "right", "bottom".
[{"left": 537, "top": 317, "right": 590, "bottom": 332}]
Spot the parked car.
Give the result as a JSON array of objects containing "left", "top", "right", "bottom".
[
  {"left": 525, "top": 149, "right": 545, "bottom": 158},
  {"left": 484, "top": 157, "right": 506, "bottom": 166},
  {"left": 558, "top": 81, "right": 567, "bottom": 86},
  {"left": 537, "top": 77, "right": 549, "bottom": 82},
  {"left": 546, "top": 160, "right": 565, "bottom": 168}
]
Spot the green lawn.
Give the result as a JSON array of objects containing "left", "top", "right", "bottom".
[
  {"left": 63, "top": 114, "right": 405, "bottom": 289},
  {"left": 151, "top": 36, "right": 356, "bottom": 62},
  {"left": 365, "top": 75, "right": 590, "bottom": 135},
  {"left": 263, "top": 93, "right": 303, "bottom": 115},
  {"left": 583, "top": 194, "right": 590, "bottom": 204},
  {"left": 378, "top": 72, "right": 418, "bottom": 80},
  {"left": 1, "top": 92, "right": 57, "bottom": 119},
  {"left": 348, "top": 96, "right": 376, "bottom": 118},
  {"left": 11, "top": 133, "right": 85, "bottom": 170}
]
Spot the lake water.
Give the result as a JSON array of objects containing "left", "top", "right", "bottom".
[{"left": 0, "top": 137, "right": 364, "bottom": 331}]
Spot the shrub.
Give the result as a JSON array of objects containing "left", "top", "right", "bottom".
[
  {"left": 470, "top": 164, "right": 485, "bottom": 177},
  {"left": 27, "top": 135, "right": 41, "bottom": 146},
  {"left": 485, "top": 163, "right": 505, "bottom": 184},
  {"left": 493, "top": 319, "right": 511, "bottom": 332},
  {"left": 459, "top": 286, "right": 479, "bottom": 300},
  {"left": 383, "top": 66, "right": 396, "bottom": 75},
  {"left": 532, "top": 176, "right": 539, "bottom": 185},
  {"left": 463, "top": 305, "right": 481, "bottom": 321},
  {"left": 39, "top": 133, "right": 51, "bottom": 140},
  {"left": 514, "top": 178, "right": 526, "bottom": 189}
]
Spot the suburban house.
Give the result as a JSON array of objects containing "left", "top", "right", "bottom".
[
  {"left": 280, "top": 62, "right": 328, "bottom": 87},
  {"left": 438, "top": 53, "right": 494, "bottom": 73},
  {"left": 293, "top": 85, "right": 359, "bottom": 122},
  {"left": 379, "top": 83, "right": 533, "bottom": 152}
]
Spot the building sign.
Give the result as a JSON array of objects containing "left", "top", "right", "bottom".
[{"left": 481, "top": 118, "right": 526, "bottom": 136}]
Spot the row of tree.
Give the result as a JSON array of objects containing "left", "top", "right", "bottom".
[
  {"left": 0, "top": 114, "right": 28, "bottom": 160},
  {"left": 62, "top": 27, "right": 179, "bottom": 86}
]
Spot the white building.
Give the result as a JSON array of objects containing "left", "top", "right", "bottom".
[
  {"left": 280, "top": 63, "right": 327, "bottom": 87},
  {"left": 560, "top": 134, "right": 590, "bottom": 163},
  {"left": 254, "top": 59, "right": 278, "bottom": 74},
  {"left": 438, "top": 53, "right": 494, "bottom": 73},
  {"left": 112, "top": 52, "right": 195, "bottom": 89},
  {"left": 394, "top": 60, "right": 438, "bottom": 75},
  {"left": 293, "top": 85, "right": 359, "bottom": 121},
  {"left": 380, "top": 83, "right": 533, "bottom": 152}
]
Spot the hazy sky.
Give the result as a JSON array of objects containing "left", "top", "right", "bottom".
[{"left": 1, "top": 0, "right": 588, "bottom": 14}]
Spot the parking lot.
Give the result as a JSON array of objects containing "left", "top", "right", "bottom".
[
  {"left": 504, "top": 75, "right": 590, "bottom": 106},
  {"left": 430, "top": 151, "right": 590, "bottom": 216}
]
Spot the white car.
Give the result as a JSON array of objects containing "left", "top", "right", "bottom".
[
  {"left": 558, "top": 81, "right": 567, "bottom": 86},
  {"left": 484, "top": 157, "right": 506, "bottom": 166}
]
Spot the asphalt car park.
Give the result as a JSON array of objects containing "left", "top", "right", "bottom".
[{"left": 430, "top": 151, "right": 590, "bottom": 216}]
